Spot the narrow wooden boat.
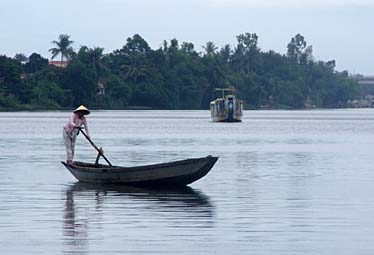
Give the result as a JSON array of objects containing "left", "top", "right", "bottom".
[{"left": 61, "top": 155, "right": 218, "bottom": 186}]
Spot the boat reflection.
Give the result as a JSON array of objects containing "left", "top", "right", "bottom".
[{"left": 63, "top": 182, "right": 214, "bottom": 253}]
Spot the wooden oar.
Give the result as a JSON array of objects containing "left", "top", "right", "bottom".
[{"left": 77, "top": 128, "right": 112, "bottom": 166}]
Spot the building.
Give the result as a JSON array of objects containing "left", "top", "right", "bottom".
[{"left": 49, "top": 60, "right": 70, "bottom": 68}]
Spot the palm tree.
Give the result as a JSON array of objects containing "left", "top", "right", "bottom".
[
  {"left": 219, "top": 44, "right": 232, "bottom": 64},
  {"left": 203, "top": 41, "right": 218, "bottom": 56},
  {"left": 119, "top": 35, "right": 150, "bottom": 82},
  {"left": 84, "top": 46, "right": 107, "bottom": 77},
  {"left": 86, "top": 46, "right": 109, "bottom": 83},
  {"left": 49, "top": 34, "right": 74, "bottom": 67},
  {"left": 120, "top": 54, "right": 147, "bottom": 82}
]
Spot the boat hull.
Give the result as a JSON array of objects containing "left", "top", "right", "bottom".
[
  {"left": 211, "top": 114, "right": 242, "bottom": 122},
  {"left": 61, "top": 156, "right": 218, "bottom": 186}
]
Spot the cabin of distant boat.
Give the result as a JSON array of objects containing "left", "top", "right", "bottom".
[{"left": 210, "top": 88, "right": 243, "bottom": 122}]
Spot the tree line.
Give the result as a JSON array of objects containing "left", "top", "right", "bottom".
[{"left": 0, "top": 33, "right": 360, "bottom": 110}]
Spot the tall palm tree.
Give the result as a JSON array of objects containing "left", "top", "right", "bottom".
[
  {"left": 219, "top": 44, "right": 232, "bottom": 64},
  {"left": 120, "top": 54, "right": 147, "bottom": 83},
  {"left": 87, "top": 47, "right": 107, "bottom": 76},
  {"left": 203, "top": 41, "right": 218, "bottom": 56},
  {"left": 49, "top": 34, "right": 74, "bottom": 67}
]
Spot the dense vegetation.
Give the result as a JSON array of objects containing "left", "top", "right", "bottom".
[{"left": 0, "top": 33, "right": 360, "bottom": 110}]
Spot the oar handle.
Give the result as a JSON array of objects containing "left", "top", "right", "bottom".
[{"left": 77, "top": 128, "right": 112, "bottom": 166}]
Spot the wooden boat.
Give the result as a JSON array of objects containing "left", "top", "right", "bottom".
[
  {"left": 61, "top": 155, "right": 218, "bottom": 186},
  {"left": 210, "top": 88, "right": 243, "bottom": 122}
]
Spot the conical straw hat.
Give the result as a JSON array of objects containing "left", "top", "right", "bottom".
[{"left": 73, "top": 105, "right": 90, "bottom": 115}]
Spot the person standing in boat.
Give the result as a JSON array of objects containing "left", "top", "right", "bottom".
[{"left": 63, "top": 105, "right": 90, "bottom": 164}]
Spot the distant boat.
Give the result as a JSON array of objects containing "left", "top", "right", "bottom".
[{"left": 210, "top": 88, "right": 243, "bottom": 122}]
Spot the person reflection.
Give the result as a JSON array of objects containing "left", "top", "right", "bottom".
[{"left": 63, "top": 186, "right": 90, "bottom": 255}]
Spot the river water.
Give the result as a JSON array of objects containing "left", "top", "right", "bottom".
[{"left": 1, "top": 109, "right": 374, "bottom": 254}]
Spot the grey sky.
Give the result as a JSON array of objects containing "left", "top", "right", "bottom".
[{"left": 1, "top": 0, "right": 373, "bottom": 74}]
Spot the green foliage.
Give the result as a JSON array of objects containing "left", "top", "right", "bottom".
[
  {"left": 62, "top": 60, "right": 97, "bottom": 107},
  {"left": 103, "top": 75, "right": 131, "bottom": 108},
  {"left": 14, "top": 53, "right": 28, "bottom": 63},
  {"left": 0, "top": 33, "right": 361, "bottom": 110},
  {"left": 0, "top": 55, "right": 25, "bottom": 106},
  {"left": 287, "top": 33, "right": 307, "bottom": 62},
  {"left": 30, "top": 80, "right": 65, "bottom": 109},
  {"left": 0, "top": 89, "right": 21, "bottom": 109},
  {"left": 24, "top": 53, "right": 49, "bottom": 73}
]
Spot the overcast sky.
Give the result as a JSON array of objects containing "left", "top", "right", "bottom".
[{"left": 1, "top": 0, "right": 374, "bottom": 74}]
